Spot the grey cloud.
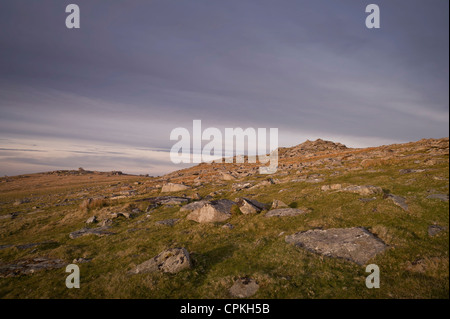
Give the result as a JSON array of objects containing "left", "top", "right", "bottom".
[{"left": 0, "top": 0, "right": 448, "bottom": 175}]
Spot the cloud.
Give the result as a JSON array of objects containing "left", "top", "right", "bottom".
[{"left": 0, "top": 0, "right": 448, "bottom": 176}]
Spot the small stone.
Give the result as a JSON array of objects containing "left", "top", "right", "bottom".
[
  {"left": 86, "top": 216, "right": 97, "bottom": 224},
  {"left": 229, "top": 277, "right": 259, "bottom": 298},
  {"left": 271, "top": 200, "right": 288, "bottom": 209},
  {"left": 99, "top": 219, "right": 113, "bottom": 227},
  {"left": 72, "top": 257, "right": 92, "bottom": 264},
  {"left": 155, "top": 219, "right": 179, "bottom": 226},
  {"left": 428, "top": 225, "right": 445, "bottom": 237}
]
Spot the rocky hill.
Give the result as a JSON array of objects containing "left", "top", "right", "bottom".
[{"left": 0, "top": 137, "right": 448, "bottom": 299}]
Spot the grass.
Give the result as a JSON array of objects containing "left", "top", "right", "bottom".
[{"left": 0, "top": 144, "right": 448, "bottom": 299}]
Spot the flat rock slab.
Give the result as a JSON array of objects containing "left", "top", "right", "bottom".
[
  {"left": 0, "top": 257, "right": 66, "bottom": 278},
  {"left": 342, "top": 185, "right": 383, "bottom": 196},
  {"left": 426, "top": 194, "right": 449, "bottom": 202},
  {"left": 161, "top": 183, "right": 190, "bottom": 193},
  {"left": 137, "top": 196, "right": 190, "bottom": 206},
  {"left": 69, "top": 227, "right": 115, "bottom": 239},
  {"left": 155, "top": 219, "right": 180, "bottom": 226},
  {"left": 359, "top": 197, "right": 377, "bottom": 203},
  {"left": 187, "top": 199, "right": 235, "bottom": 223},
  {"left": 265, "top": 208, "right": 308, "bottom": 217},
  {"left": 129, "top": 247, "right": 192, "bottom": 274},
  {"left": 387, "top": 194, "right": 408, "bottom": 211},
  {"left": 229, "top": 277, "right": 259, "bottom": 298},
  {"left": 285, "top": 227, "right": 387, "bottom": 265}
]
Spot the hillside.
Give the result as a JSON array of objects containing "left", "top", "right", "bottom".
[{"left": 0, "top": 137, "right": 448, "bottom": 298}]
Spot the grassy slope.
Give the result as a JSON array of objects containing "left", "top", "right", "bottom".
[{"left": 0, "top": 143, "right": 448, "bottom": 299}]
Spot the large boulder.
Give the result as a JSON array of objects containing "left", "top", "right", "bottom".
[
  {"left": 161, "top": 183, "right": 190, "bottom": 193},
  {"left": 187, "top": 199, "right": 235, "bottom": 223},
  {"left": 129, "top": 248, "right": 192, "bottom": 274},
  {"left": 285, "top": 227, "right": 387, "bottom": 265}
]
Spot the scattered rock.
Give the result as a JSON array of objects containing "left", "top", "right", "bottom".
[
  {"left": 13, "top": 199, "right": 30, "bottom": 206},
  {"left": 387, "top": 194, "right": 408, "bottom": 211},
  {"left": 405, "top": 257, "right": 444, "bottom": 273},
  {"left": 99, "top": 219, "right": 113, "bottom": 227},
  {"left": 129, "top": 247, "right": 192, "bottom": 274},
  {"left": 359, "top": 197, "right": 376, "bottom": 203},
  {"left": 190, "top": 193, "right": 202, "bottom": 200},
  {"left": 232, "top": 183, "right": 252, "bottom": 191},
  {"left": 285, "top": 227, "right": 387, "bottom": 265},
  {"left": 72, "top": 258, "right": 92, "bottom": 264},
  {"left": 0, "top": 257, "right": 66, "bottom": 278},
  {"left": 321, "top": 184, "right": 343, "bottom": 191},
  {"left": 0, "top": 212, "right": 20, "bottom": 220},
  {"left": 236, "top": 198, "right": 267, "bottom": 215},
  {"left": 222, "top": 223, "right": 234, "bottom": 229},
  {"left": 187, "top": 199, "right": 235, "bottom": 223},
  {"left": 428, "top": 225, "right": 445, "bottom": 237},
  {"left": 69, "top": 227, "right": 115, "bottom": 239},
  {"left": 15, "top": 241, "right": 55, "bottom": 250},
  {"left": 221, "top": 172, "right": 236, "bottom": 181},
  {"left": 179, "top": 200, "right": 210, "bottom": 213},
  {"left": 229, "top": 277, "right": 259, "bottom": 298},
  {"left": 155, "top": 219, "right": 180, "bottom": 226},
  {"left": 86, "top": 216, "right": 97, "bottom": 224},
  {"left": 399, "top": 169, "right": 426, "bottom": 174},
  {"left": 161, "top": 183, "right": 190, "bottom": 193},
  {"left": 138, "top": 196, "right": 190, "bottom": 206},
  {"left": 271, "top": 199, "right": 288, "bottom": 209},
  {"left": 341, "top": 185, "right": 383, "bottom": 196},
  {"left": 265, "top": 208, "right": 308, "bottom": 217},
  {"left": 426, "top": 194, "right": 449, "bottom": 202}
]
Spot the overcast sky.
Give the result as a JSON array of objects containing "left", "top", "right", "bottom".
[{"left": 0, "top": 0, "right": 448, "bottom": 176}]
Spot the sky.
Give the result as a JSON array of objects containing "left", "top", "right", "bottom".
[{"left": 0, "top": 0, "right": 448, "bottom": 176}]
